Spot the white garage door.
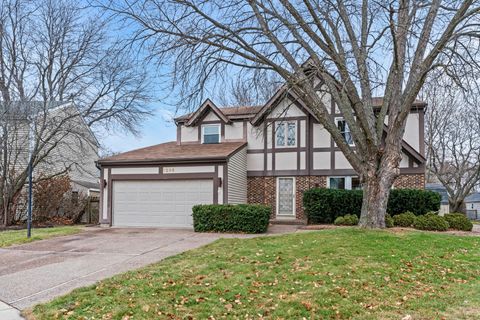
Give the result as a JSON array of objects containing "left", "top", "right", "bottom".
[{"left": 112, "top": 180, "right": 213, "bottom": 228}]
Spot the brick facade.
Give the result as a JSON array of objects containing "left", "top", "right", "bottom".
[{"left": 247, "top": 174, "right": 424, "bottom": 221}]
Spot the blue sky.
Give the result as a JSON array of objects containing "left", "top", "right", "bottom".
[{"left": 99, "top": 104, "right": 177, "bottom": 154}]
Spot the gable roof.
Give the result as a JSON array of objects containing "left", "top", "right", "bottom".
[
  {"left": 184, "top": 99, "right": 231, "bottom": 127},
  {"left": 98, "top": 141, "right": 246, "bottom": 165},
  {"left": 465, "top": 193, "right": 480, "bottom": 203}
]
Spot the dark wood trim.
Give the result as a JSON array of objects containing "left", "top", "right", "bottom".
[
  {"left": 308, "top": 115, "right": 313, "bottom": 175},
  {"left": 223, "top": 164, "right": 228, "bottom": 204},
  {"left": 197, "top": 126, "right": 201, "bottom": 141},
  {"left": 419, "top": 109, "right": 425, "bottom": 156},
  {"left": 265, "top": 116, "right": 307, "bottom": 122},
  {"left": 271, "top": 121, "right": 276, "bottom": 172},
  {"left": 213, "top": 166, "right": 218, "bottom": 204},
  {"left": 107, "top": 168, "right": 112, "bottom": 226},
  {"left": 243, "top": 120, "right": 247, "bottom": 140},
  {"left": 263, "top": 123, "right": 268, "bottom": 175},
  {"left": 99, "top": 168, "right": 105, "bottom": 223},
  {"left": 297, "top": 119, "right": 301, "bottom": 171},
  {"left": 111, "top": 172, "right": 215, "bottom": 180},
  {"left": 221, "top": 123, "right": 225, "bottom": 142},
  {"left": 201, "top": 120, "right": 223, "bottom": 124},
  {"left": 176, "top": 125, "right": 181, "bottom": 145},
  {"left": 248, "top": 147, "right": 306, "bottom": 154}
]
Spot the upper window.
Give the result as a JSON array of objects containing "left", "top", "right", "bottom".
[
  {"left": 202, "top": 124, "right": 220, "bottom": 144},
  {"left": 336, "top": 118, "right": 354, "bottom": 146},
  {"left": 276, "top": 121, "right": 296, "bottom": 147}
]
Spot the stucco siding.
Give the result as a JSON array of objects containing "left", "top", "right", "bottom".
[
  {"left": 228, "top": 147, "right": 247, "bottom": 204},
  {"left": 247, "top": 123, "right": 264, "bottom": 149},
  {"left": 313, "top": 152, "right": 330, "bottom": 170},
  {"left": 404, "top": 114, "right": 420, "bottom": 151},
  {"left": 275, "top": 152, "right": 297, "bottom": 170},
  {"left": 268, "top": 98, "right": 306, "bottom": 118},
  {"left": 225, "top": 121, "right": 244, "bottom": 140},
  {"left": 203, "top": 111, "right": 220, "bottom": 121},
  {"left": 335, "top": 152, "right": 352, "bottom": 169},
  {"left": 313, "top": 123, "right": 330, "bottom": 148},
  {"left": 181, "top": 125, "right": 198, "bottom": 142},
  {"left": 247, "top": 153, "right": 264, "bottom": 171}
]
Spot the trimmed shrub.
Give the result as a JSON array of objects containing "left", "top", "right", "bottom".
[
  {"left": 388, "top": 189, "right": 441, "bottom": 216},
  {"left": 192, "top": 204, "right": 270, "bottom": 233},
  {"left": 413, "top": 215, "right": 449, "bottom": 231},
  {"left": 425, "top": 211, "right": 438, "bottom": 217},
  {"left": 385, "top": 214, "right": 394, "bottom": 228},
  {"left": 444, "top": 213, "right": 473, "bottom": 231},
  {"left": 334, "top": 214, "right": 359, "bottom": 226},
  {"left": 303, "top": 188, "right": 362, "bottom": 223},
  {"left": 334, "top": 216, "right": 345, "bottom": 225},
  {"left": 393, "top": 211, "right": 416, "bottom": 227},
  {"left": 303, "top": 188, "right": 441, "bottom": 224}
]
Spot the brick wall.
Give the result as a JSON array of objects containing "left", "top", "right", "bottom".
[
  {"left": 247, "top": 176, "right": 326, "bottom": 220},
  {"left": 247, "top": 174, "right": 424, "bottom": 221},
  {"left": 393, "top": 174, "right": 425, "bottom": 189}
]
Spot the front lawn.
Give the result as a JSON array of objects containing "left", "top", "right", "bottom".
[
  {"left": 0, "top": 226, "right": 83, "bottom": 248},
  {"left": 30, "top": 229, "right": 480, "bottom": 319}
]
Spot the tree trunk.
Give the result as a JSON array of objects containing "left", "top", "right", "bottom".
[
  {"left": 449, "top": 200, "right": 466, "bottom": 214},
  {"left": 359, "top": 168, "right": 397, "bottom": 228}
]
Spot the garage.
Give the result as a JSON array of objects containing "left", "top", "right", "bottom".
[{"left": 112, "top": 180, "right": 214, "bottom": 228}]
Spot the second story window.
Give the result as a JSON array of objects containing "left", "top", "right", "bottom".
[
  {"left": 276, "top": 121, "right": 296, "bottom": 147},
  {"left": 202, "top": 124, "right": 220, "bottom": 144},
  {"left": 336, "top": 118, "right": 354, "bottom": 146}
]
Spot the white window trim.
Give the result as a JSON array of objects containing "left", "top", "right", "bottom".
[
  {"left": 276, "top": 177, "right": 296, "bottom": 217},
  {"left": 334, "top": 117, "right": 355, "bottom": 147},
  {"left": 327, "top": 176, "right": 361, "bottom": 190},
  {"left": 275, "top": 121, "right": 297, "bottom": 148},
  {"left": 201, "top": 124, "right": 220, "bottom": 144}
]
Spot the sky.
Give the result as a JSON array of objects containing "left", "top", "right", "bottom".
[{"left": 99, "top": 105, "right": 177, "bottom": 154}]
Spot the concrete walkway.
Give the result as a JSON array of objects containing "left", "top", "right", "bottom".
[
  {"left": 0, "top": 300, "right": 23, "bottom": 320},
  {"left": 0, "top": 225, "right": 299, "bottom": 311}
]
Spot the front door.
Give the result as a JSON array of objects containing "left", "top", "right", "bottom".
[{"left": 277, "top": 177, "right": 295, "bottom": 217}]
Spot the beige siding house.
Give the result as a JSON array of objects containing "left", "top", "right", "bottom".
[{"left": 98, "top": 87, "right": 426, "bottom": 227}]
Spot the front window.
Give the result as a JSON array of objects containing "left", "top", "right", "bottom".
[
  {"left": 329, "top": 176, "right": 362, "bottom": 190},
  {"left": 202, "top": 124, "right": 220, "bottom": 144},
  {"left": 336, "top": 118, "right": 354, "bottom": 146},
  {"left": 276, "top": 121, "right": 296, "bottom": 147}
]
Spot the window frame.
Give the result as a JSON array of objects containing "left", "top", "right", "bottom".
[
  {"left": 275, "top": 121, "right": 297, "bottom": 148},
  {"left": 201, "top": 124, "right": 221, "bottom": 144},
  {"left": 335, "top": 117, "right": 355, "bottom": 146},
  {"left": 327, "top": 176, "right": 362, "bottom": 190}
]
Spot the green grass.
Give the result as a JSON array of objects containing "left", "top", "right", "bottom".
[
  {"left": 0, "top": 226, "right": 83, "bottom": 248},
  {"left": 30, "top": 229, "right": 480, "bottom": 319}
]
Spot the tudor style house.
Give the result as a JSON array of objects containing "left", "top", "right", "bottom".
[{"left": 98, "top": 90, "right": 426, "bottom": 228}]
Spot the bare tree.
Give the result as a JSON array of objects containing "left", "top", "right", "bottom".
[
  {"left": 0, "top": 0, "right": 152, "bottom": 225},
  {"left": 424, "top": 74, "right": 480, "bottom": 213},
  {"left": 102, "top": 0, "right": 480, "bottom": 228}
]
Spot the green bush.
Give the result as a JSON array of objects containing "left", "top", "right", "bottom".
[
  {"left": 303, "top": 188, "right": 441, "bottom": 224},
  {"left": 444, "top": 213, "right": 473, "bottom": 231},
  {"left": 385, "top": 214, "right": 394, "bottom": 228},
  {"left": 425, "top": 211, "right": 438, "bottom": 217},
  {"left": 393, "top": 211, "right": 416, "bottom": 227},
  {"left": 334, "top": 216, "right": 345, "bottom": 225},
  {"left": 413, "top": 215, "right": 449, "bottom": 231},
  {"left": 334, "top": 214, "right": 358, "bottom": 226},
  {"left": 192, "top": 204, "right": 270, "bottom": 233}
]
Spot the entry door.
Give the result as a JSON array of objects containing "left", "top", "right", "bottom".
[{"left": 277, "top": 177, "right": 295, "bottom": 217}]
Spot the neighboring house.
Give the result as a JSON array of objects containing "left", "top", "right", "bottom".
[
  {"left": 425, "top": 183, "right": 450, "bottom": 215},
  {"left": 465, "top": 193, "right": 480, "bottom": 220},
  {"left": 98, "top": 88, "right": 426, "bottom": 228},
  {"left": 3, "top": 101, "right": 100, "bottom": 197}
]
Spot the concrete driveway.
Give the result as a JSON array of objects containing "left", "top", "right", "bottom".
[{"left": 0, "top": 225, "right": 298, "bottom": 311}]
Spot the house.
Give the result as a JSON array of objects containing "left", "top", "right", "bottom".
[
  {"left": 97, "top": 88, "right": 426, "bottom": 228},
  {"left": 465, "top": 193, "right": 480, "bottom": 220},
  {"left": 425, "top": 183, "right": 450, "bottom": 215},
  {"left": 4, "top": 101, "right": 100, "bottom": 198}
]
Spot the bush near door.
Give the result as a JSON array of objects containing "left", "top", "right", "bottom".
[
  {"left": 303, "top": 188, "right": 441, "bottom": 224},
  {"left": 192, "top": 204, "right": 270, "bottom": 233}
]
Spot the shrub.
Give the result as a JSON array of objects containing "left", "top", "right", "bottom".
[
  {"left": 393, "top": 211, "right": 416, "bottom": 227},
  {"left": 444, "top": 213, "right": 473, "bottom": 231},
  {"left": 388, "top": 189, "right": 441, "bottom": 216},
  {"left": 334, "top": 214, "right": 359, "bottom": 226},
  {"left": 413, "top": 215, "right": 449, "bottom": 231},
  {"left": 425, "top": 211, "right": 438, "bottom": 217},
  {"left": 303, "top": 188, "right": 441, "bottom": 224},
  {"left": 192, "top": 204, "right": 270, "bottom": 233},
  {"left": 385, "top": 214, "right": 394, "bottom": 228},
  {"left": 334, "top": 216, "right": 345, "bottom": 225}
]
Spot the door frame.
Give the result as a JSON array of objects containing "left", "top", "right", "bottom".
[{"left": 276, "top": 177, "right": 296, "bottom": 217}]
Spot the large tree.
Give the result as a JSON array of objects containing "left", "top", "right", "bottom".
[
  {"left": 424, "top": 74, "right": 480, "bottom": 213},
  {"left": 0, "top": 0, "right": 152, "bottom": 225},
  {"left": 104, "top": 0, "right": 480, "bottom": 227}
]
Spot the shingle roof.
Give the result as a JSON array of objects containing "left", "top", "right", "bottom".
[
  {"left": 98, "top": 141, "right": 246, "bottom": 164},
  {"left": 465, "top": 192, "right": 480, "bottom": 203}
]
